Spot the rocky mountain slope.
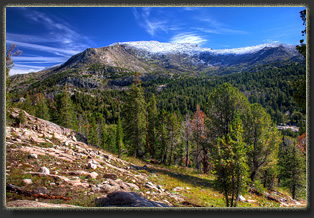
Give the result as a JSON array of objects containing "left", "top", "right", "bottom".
[
  {"left": 5, "top": 108, "right": 306, "bottom": 208},
  {"left": 9, "top": 41, "right": 304, "bottom": 92}
]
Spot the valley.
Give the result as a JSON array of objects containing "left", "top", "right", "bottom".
[{"left": 5, "top": 40, "right": 307, "bottom": 209}]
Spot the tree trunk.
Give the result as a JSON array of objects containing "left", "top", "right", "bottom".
[{"left": 186, "top": 140, "right": 189, "bottom": 167}]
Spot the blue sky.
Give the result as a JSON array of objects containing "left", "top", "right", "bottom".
[{"left": 6, "top": 6, "right": 306, "bottom": 75}]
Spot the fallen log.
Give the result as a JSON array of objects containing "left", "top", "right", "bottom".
[{"left": 6, "top": 183, "right": 71, "bottom": 200}]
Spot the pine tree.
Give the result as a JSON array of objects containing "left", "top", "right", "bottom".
[
  {"left": 55, "top": 92, "right": 77, "bottom": 130},
  {"left": 279, "top": 140, "right": 306, "bottom": 199},
  {"left": 6, "top": 44, "right": 22, "bottom": 112},
  {"left": 181, "top": 114, "right": 193, "bottom": 167},
  {"left": 88, "top": 115, "right": 98, "bottom": 146},
  {"left": 35, "top": 93, "right": 50, "bottom": 121},
  {"left": 115, "top": 114, "right": 123, "bottom": 157},
  {"left": 166, "top": 112, "right": 180, "bottom": 165},
  {"left": 22, "top": 93, "right": 35, "bottom": 115},
  {"left": 147, "top": 94, "right": 158, "bottom": 159},
  {"left": 156, "top": 109, "right": 169, "bottom": 163},
  {"left": 100, "top": 122, "right": 108, "bottom": 150},
  {"left": 206, "top": 83, "right": 249, "bottom": 141},
  {"left": 18, "top": 109, "right": 25, "bottom": 127},
  {"left": 243, "top": 103, "right": 281, "bottom": 184},
  {"left": 192, "top": 105, "right": 207, "bottom": 172},
  {"left": 106, "top": 125, "right": 116, "bottom": 152},
  {"left": 122, "top": 72, "right": 147, "bottom": 158},
  {"left": 212, "top": 114, "right": 249, "bottom": 207}
]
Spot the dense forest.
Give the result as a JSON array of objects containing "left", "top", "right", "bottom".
[{"left": 6, "top": 59, "right": 306, "bottom": 206}]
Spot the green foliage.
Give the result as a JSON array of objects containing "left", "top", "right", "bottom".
[
  {"left": 156, "top": 109, "right": 169, "bottom": 163},
  {"left": 115, "top": 114, "right": 123, "bottom": 156},
  {"left": 212, "top": 114, "right": 249, "bottom": 207},
  {"left": 243, "top": 103, "right": 282, "bottom": 184},
  {"left": 296, "top": 9, "right": 306, "bottom": 59},
  {"left": 122, "top": 73, "right": 147, "bottom": 158},
  {"left": 292, "top": 75, "right": 306, "bottom": 110},
  {"left": 206, "top": 83, "right": 249, "bottom": 140},
  {"left": 18, "top": 110, "right": 25, "bottom": 126},
  {"left": 166, "top": 112, "right": 180, "bottom": 166},
  {"left": 54, "top": 92, "right": 77, "bottom": 130},
  {"left": 278, "top": 139, "right": 306, "bottom": 199},
  {"left": 35, "top": 94, "right": 50, "bottom": 120},
  {"left": 147, "top": 94, "right": 158, "bottom": 159}
]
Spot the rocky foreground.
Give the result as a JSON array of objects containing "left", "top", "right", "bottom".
[
  {"left": 5, "top": 108, "right": 306, "bottom": 208},
  {"left": 5, "top": 108, "right": 184, "bottom": 208}
]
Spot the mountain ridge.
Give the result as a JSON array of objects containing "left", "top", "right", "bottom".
[{"left": 9, "top": 40, "right": 304, "bottom": 91}]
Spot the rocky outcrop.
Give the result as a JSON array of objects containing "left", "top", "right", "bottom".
[
  {"left": 6, "top": 108, "right": 184, "bottom": 208},
  {"left": 95, "top": 191, "right": 170, "bottom": 207},
  {"left": 9, "top": 108, "right": 88, "bottom": 144}
]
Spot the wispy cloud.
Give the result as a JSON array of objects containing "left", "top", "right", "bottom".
[
  {"left": 9, "top": 64, "right": 45, "bottom": 75},
  {"left": 198, "top": 17, "right": 247, "bottom": 35},
  {"left": 12, "top": 56, "right": 68, "bottom": 64},
  {"left": 170, "top": 33, "right": 207, "bottom": 45},
  {"left": 6, "top": 7, "right": 95, "bottom": 75},
  {"left": 20, "top": 8, "right": 93, "bottom": 50},
  {"left": 6, "top": 40, "right": 81, "bottom": 56},
  {"left": 132, "top": 7, "right": 168, "bottom": 36},
  {"left": 181, "top": 7, "right": 199, "bottom": 11}
]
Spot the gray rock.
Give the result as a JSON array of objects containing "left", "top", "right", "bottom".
[
  {"left": 95, "top": 191, "right": 170, "bottom": 207},
  {"left": 38, "top": 167, "right": 50, "bottom": 174},
  {"left": 22, "top": 179, "right": 33, "bottom": 185},
  {"left": 146, "top": 182, "right": 159, "bottom": 191},
  {"left": 87, "top": 162, "right": 97, "bottom": 170},
  {"left": 28, "top": 154, "right": 38, "bottom": 159},
  {"left": 103, "top": 173, "right": 118, "bottom": 180},
  {"left": 125, "top": 183, "right": 140, "bottom": 191},
  {"left": 36, "top": 187, "right": 49, "bottom": 195},
  {"left": 173, "top": 187, "right": 184, "bottom": 192},
  {"left": 86, "top": 172, "right": 98, "bottom": 179}
]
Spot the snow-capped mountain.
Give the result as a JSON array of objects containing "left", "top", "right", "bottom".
[
  {"left": 117, "top": 40, "right": 296, "bottom": 56},
  {"left": 56, "top": 40, "right": 302, "bottom": 74},
  {"left": 11, "top": 40, "right": 304, "bottom": 91},
  {"left": 106, "top": 40, "right": 303, "bottom": 74}
]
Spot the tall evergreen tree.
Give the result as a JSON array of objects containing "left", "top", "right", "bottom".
[
  {"left": 243, "top": 103, "right": 282, "bottom": 184},
  {"left": 156, "top": 109, "right": 169, "bottom": 163},
  {"left": 122, "top": 72, "right": 147, "bottom": 158},
  {"left": 147, "top": 94, "right": 158, "bottom": 159},
  {"left": 115, "top": 114, "right": 124, "bottom": 157},
  {"left": 55, "top": 92, "right": 77, "bottom": 130},
  {"left": 212, "top": 114, "right": 249, "bottom": 207},
  {"left": 181, "top": 114, "right": 193, "bottom": 167},
  {"left": 35, "top": 93, "right": 50, "bottom": 121},
  {"left": 279, "top": 140, "right": 306, "bottom": 199},
  {"left": 166, "top": 112, "right": 180, "bottom": 165},
  {"left": 192, "top": 105, "right": 207, "bottom": 172},
  {"left": 6, "top": 43, "right": 22, "bottom": 112},
  {"left": 22, "top": 93, "right": 35, "bottom": 115}
]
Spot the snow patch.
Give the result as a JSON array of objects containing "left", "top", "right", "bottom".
[{"left": 113, "top": 41, "right": 295, "bottom": 56}]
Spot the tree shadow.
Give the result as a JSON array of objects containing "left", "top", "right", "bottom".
[{"left": 149, "top": 166, "right": 215, "bottom": 190}]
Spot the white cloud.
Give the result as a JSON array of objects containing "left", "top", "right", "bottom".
[
  {"left": 132, "top": 7, "right": 168, "bottom": 36},
  {"left": 6, "top": 8, "right": 94, "bottom": 75},
  {"left": 170, "top": 33, "right": 207, "bottom": 45},
  {"left": 6, "top": 40, "right": 81, "bottom": 56},
  {"left": 9, "top": 65, "right": 45, "bottom": 75},
  {"left": 198, "top": 17, "right": 247, "bottom": 35},
  {"left": 9, "top": 8, "right": 94, "bottom": 52},
  {"left": 12, "top": 56, "right": 68, "bottom": 63},
  {"left": 181, "top": 7, "right": 199, "bottom": 11}
]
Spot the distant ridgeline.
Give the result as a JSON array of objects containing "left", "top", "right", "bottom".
[{"left": 8, "top": 41, "right": 305, "bottom": 139}]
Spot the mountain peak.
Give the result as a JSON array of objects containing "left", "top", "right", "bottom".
[{"left": 116, "top": 40, "right": 295, "bottom": 56}]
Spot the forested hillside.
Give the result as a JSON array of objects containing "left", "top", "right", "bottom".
[{"left": 6, "top": 59, "right": 306, "bottom": 207}]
